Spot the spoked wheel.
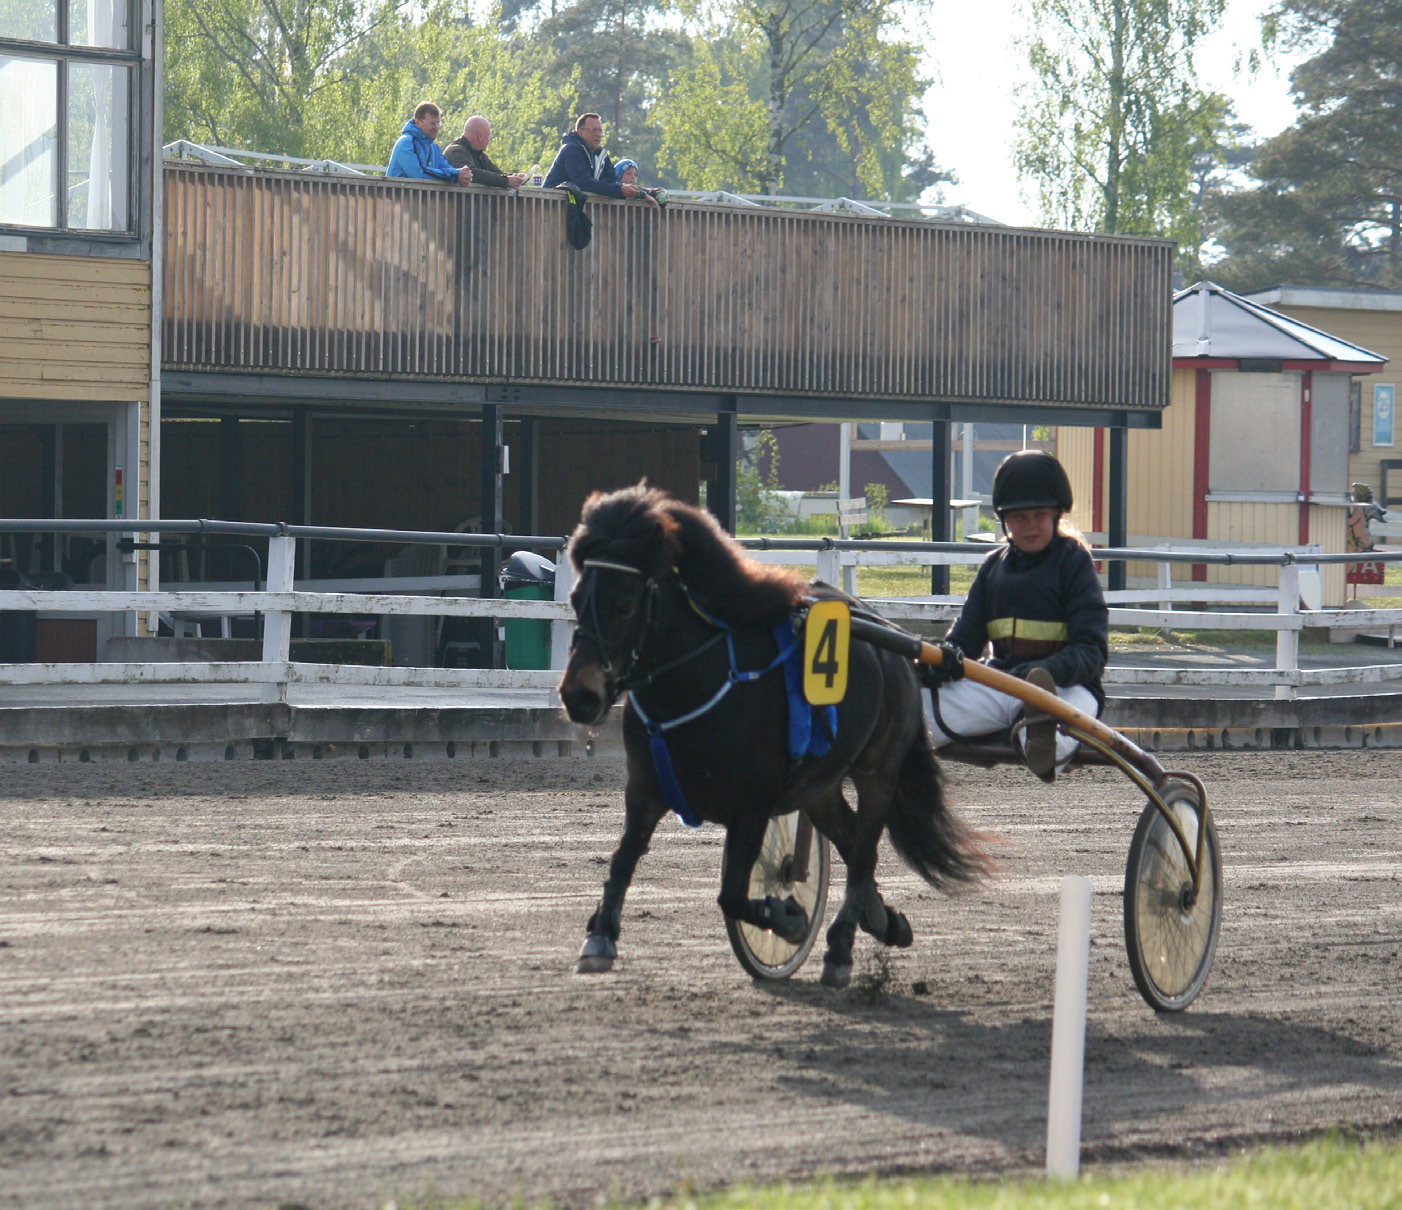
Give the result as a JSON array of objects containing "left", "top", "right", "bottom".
[
  {"left": 725, "top": 810, "right": 830, "bottom": 980},
  {"left": 1123, "top": 781, "right": 1222, "bottom": 1012}
]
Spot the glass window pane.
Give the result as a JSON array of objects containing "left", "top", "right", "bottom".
[
  {"left": 0, "top": 55, "right": 58, "bottom": 227},
  {"left": 0, "top": 0, "right": 58, "bottom": 43},
  {"left": 69, "top": 0, "right": 129, "bottom": 49},
  {"left": 67, "top": 60, "right": 130, "bottom": 229}
]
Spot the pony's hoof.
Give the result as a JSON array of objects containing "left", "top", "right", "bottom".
[
  {"left": 576, "top": 933, "right": 616, "bottom": 973},
  {"left": 885, "top": 911, "right": 914, "bottom": 948},
  {"left": 820, "top": 961, "right": 852, "bottom": 989},
  {"left": 767, "top": 895, "right": 810, "bottom": 945}
]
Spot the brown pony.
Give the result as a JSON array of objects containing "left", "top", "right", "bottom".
[{"left": 557, "top": 483, "right": 988, "bottom": 986}]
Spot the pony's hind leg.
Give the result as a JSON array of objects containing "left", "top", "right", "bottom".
[{"left": 811, "top": 779, "right": 913, "bottom": 988}]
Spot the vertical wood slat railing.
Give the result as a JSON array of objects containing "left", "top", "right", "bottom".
[{"left": 162, "top": 164, "right": 1174, "bottom": 410}]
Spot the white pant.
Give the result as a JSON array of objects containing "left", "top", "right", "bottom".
[{"left": 923, "top": 676, "right": 1100, "bottom": 767}]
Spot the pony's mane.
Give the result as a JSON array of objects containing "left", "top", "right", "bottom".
[{"left": 569, "top": 482, "right": 805, "bottom": 627}]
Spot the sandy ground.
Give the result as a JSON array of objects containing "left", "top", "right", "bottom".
[{"left": 1, "top": 749, "right": 1399, "bottom": 1210}]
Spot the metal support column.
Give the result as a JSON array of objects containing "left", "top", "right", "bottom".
[
  {"left": 219, "top": 416, "right": 241, "bottom": 520},
  {"left": 477, "top": 402, "right": 505, "bottom": 667},
  {"left": 517, "top": 416, "right": 537, "bottom": 538},
  {"left": 1107, "top": 425, "right": 1128, "bottom": 592},
  {"left": 704, "top": 401, "right": 738, "bottom": 534},
  {"left": 930, "top": 419, "right": 951, "bottom": 594}
]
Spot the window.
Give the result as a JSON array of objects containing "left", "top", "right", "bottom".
[
  {"left": 1375, "top": 384, "right": 1396, "bottom": 448},
  {"left": 0, "top": 0, "right": 136, "bottom": 233}
]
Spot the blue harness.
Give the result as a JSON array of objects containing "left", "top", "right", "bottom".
[{"left": 630, "top": 616, "right": 838, "bottom": 828}]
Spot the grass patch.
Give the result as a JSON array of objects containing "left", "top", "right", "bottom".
[
  {"left": 677, "top": 1134, "right": 1402, "bottom": 1208},
  {"left": 386, "top": 1132, "right": 1402, "bottom": 1209}
]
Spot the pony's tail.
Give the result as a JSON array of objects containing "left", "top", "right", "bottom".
[{"left": 886, "top": 733, "right": 995, "bottom": 890}]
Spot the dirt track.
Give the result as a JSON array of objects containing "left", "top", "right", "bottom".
[{"left": 1, "top": 749, "right": 1399, "bottom": 1209}]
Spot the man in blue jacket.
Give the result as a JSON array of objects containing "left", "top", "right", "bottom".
[
  {"left": 387, "top": 102, "right": 473, "bottom": 186},
  {"left": 543, "top": 113, "right": 643, "bottom": 199}
]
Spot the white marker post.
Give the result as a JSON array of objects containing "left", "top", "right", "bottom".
[{"left": 1045, "top": 875, "right": 1093, "bottom": 1179}]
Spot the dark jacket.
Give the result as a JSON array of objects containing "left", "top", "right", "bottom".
[
  {"left": 946, "top": 534, "right": 1109, "bottom": 704},
  {"left": 542, "top": 131, "right": 625, "bottom": 198},
  {"left": 443, "top": 138, "right": 511, "bottom": 188}
]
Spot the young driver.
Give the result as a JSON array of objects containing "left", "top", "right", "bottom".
[{"left": 923, "top": 450, "right": 1108, "bottom": 782}]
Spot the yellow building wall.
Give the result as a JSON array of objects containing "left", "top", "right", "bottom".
[
  {"left": 1266, "top": 304, "right": 1400, "bottom": 502},
  {"left": 0, "top": 252, "right": 152, "bottom": 402},
  {"left": 0, "top": 249, "right": 155, "bottom": 585},
  {"left": 1059, "top": 368, "right": 1348, "bottom": 604}
]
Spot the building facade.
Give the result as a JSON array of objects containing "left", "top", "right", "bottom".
[{"left": 1, "top": 0, "right": 160, "bottom": 655}]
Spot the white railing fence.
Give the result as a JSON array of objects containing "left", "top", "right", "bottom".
[{"left": 2, "top": 520, "right": 1401, "bottom": 701}]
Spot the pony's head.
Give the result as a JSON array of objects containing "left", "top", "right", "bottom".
[
  {"left": 557, "top": 484, "right": 679, "bottom": 724},
  {"left": 556, "top": 482, "right": 804, "bottom": 725}
]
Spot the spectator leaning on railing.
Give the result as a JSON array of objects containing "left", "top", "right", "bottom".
[
  {"left": 444, "top": 116, "right": 526, "bottom": 190},
  {"left": 387, "top": 102, "right": 473, "bottom": 186},
  {"left": 543, "top": 113, "right": 643, "bottom": 199}
]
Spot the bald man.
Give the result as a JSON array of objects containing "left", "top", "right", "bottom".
[{"left": 444, "top": 116, "right": 527, "bottom": 189}]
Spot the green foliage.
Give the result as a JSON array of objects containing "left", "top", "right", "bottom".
[
  {"left": 1204, "top": 0, "right": 1402, "bottom": 291},
  {"left": 735, "top": 428, "right": 794, "bottom": 533},
  {"left": 861, "top": 481, "right": 889, "bottom": 531},
  {"left": 1012, "top": 0, "right": 1233, "bottom": 259},
  {"left": 655, "top": 0, "right": 947, "bottom": 199},
  {"left": 165, "top": 0, "right": 576, "bottom": 170},
  {"left": 163, "top": 0, "right": 945, "bottom": 201}
]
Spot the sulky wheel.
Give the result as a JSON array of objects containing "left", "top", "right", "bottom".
[
  {"left": 1123, "top": 780, "right": 1222, "bottom": 1012},
  {"left": 725, "top": 810, "right": 830, "bottom": 980}
]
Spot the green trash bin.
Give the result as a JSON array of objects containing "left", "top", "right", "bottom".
[{"left": 500, "top": 551, "right": 555, "bottom": 670}]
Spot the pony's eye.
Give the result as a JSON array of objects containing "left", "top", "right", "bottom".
[{"left": 614, "top": 598, "right": 638, "bottom": 620}]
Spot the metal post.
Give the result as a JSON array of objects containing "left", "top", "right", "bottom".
[
  {"left": 962, "top": 422, "right": 977, "bottom": 538},
  {"left": 930, "top": 419, "right": 951, "bottom": 594},
  {"left": 518, "top": 416, "right": 537, "bottom": 538},
  {"left": 704, "top": 402, "right": 738, "bottom": 533},
  {"left": 261, "top": 533, "right": 295, "bottom": 703},
  {"left": 1275, "top": 562, "right": 1300, "bottom": 700},
  {"left": 1107, "top": 426, "right": 1128, "bottom": 592},
  {"left": 480, "top": 403, "right": 504, "bottom": 668},
  {"left": 550, "top": 553, "right": 574, "bottom": 672}
]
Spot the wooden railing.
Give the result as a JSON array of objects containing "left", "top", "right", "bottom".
[{"left": 162, "top": 164, "right": 1174, "bottom": 410}]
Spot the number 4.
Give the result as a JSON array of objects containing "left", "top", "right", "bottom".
[{"left": 803, "top": 600, "right": 850, "bottom": 705}]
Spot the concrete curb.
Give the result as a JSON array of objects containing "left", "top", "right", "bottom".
[{"left": 2, "top": 692, "right": 1400, "bottom": 763}]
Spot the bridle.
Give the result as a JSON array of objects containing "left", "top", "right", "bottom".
[
  {"left": 571, "top": 558, "right": 662, "bottom": 695},
  {"left": 571, "top": 557, "right": 725, "bottom": 698}
]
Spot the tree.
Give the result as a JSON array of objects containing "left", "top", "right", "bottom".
[
  {"left": 654, "top": 0, "right": 945, "bottom": 199},
  {"left": 165, "top": 0, "right": 572, "bottom": 172},
  {"left": 1205, "top": 0, "right": 1402, "bottom": 291},
  {"left": 164, "top": 0, "right": 407, "bottom": 156},
  {"left": 1012, "top": 0, "right": 1232, "bottom": 250},
  {"left": 531, "top": 0, "right": 684, "bottom": 180}
]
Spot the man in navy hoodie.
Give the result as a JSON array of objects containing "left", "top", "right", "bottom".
[
  {"left": 543, "top": 113, "right": 643, "bottom": 199},
  {"left": 387, "top": 102, "right": 473, "bottom": 186}
]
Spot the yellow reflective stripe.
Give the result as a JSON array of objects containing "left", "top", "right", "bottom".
[{"left": 987, "top": 617, "right": 1069, "bottom": 642}]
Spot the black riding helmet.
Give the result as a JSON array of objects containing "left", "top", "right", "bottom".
[{"left": 992, "top": 449, "right": 1073, "bottom": 518}]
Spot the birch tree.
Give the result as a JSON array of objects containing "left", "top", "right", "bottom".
[{"left": 1012, "top": 0, "right": 1230, "bottom": 246}]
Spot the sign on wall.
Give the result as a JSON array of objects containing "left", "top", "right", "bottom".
[{"left": 1375, "top": 384, "right": 1395, "bottom": 447}]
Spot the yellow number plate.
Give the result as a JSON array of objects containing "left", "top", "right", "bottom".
[{"left": 803, "top": 599, "right": 851, "bottom": 705}]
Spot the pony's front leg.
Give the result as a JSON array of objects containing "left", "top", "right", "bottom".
[
  {"left": 578, "top": 791, "right": 665, "bottom": 974},
  {"left": 716, "top": 813, "right": 810, "bottom": 944}
]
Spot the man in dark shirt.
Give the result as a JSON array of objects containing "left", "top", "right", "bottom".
[{"left": 444, "top": 116, "right": 526, "bottom": 190}]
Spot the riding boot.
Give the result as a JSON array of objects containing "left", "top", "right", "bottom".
[{"left": 1020, "top": 667, "right": 1059, "bottom": 784}]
